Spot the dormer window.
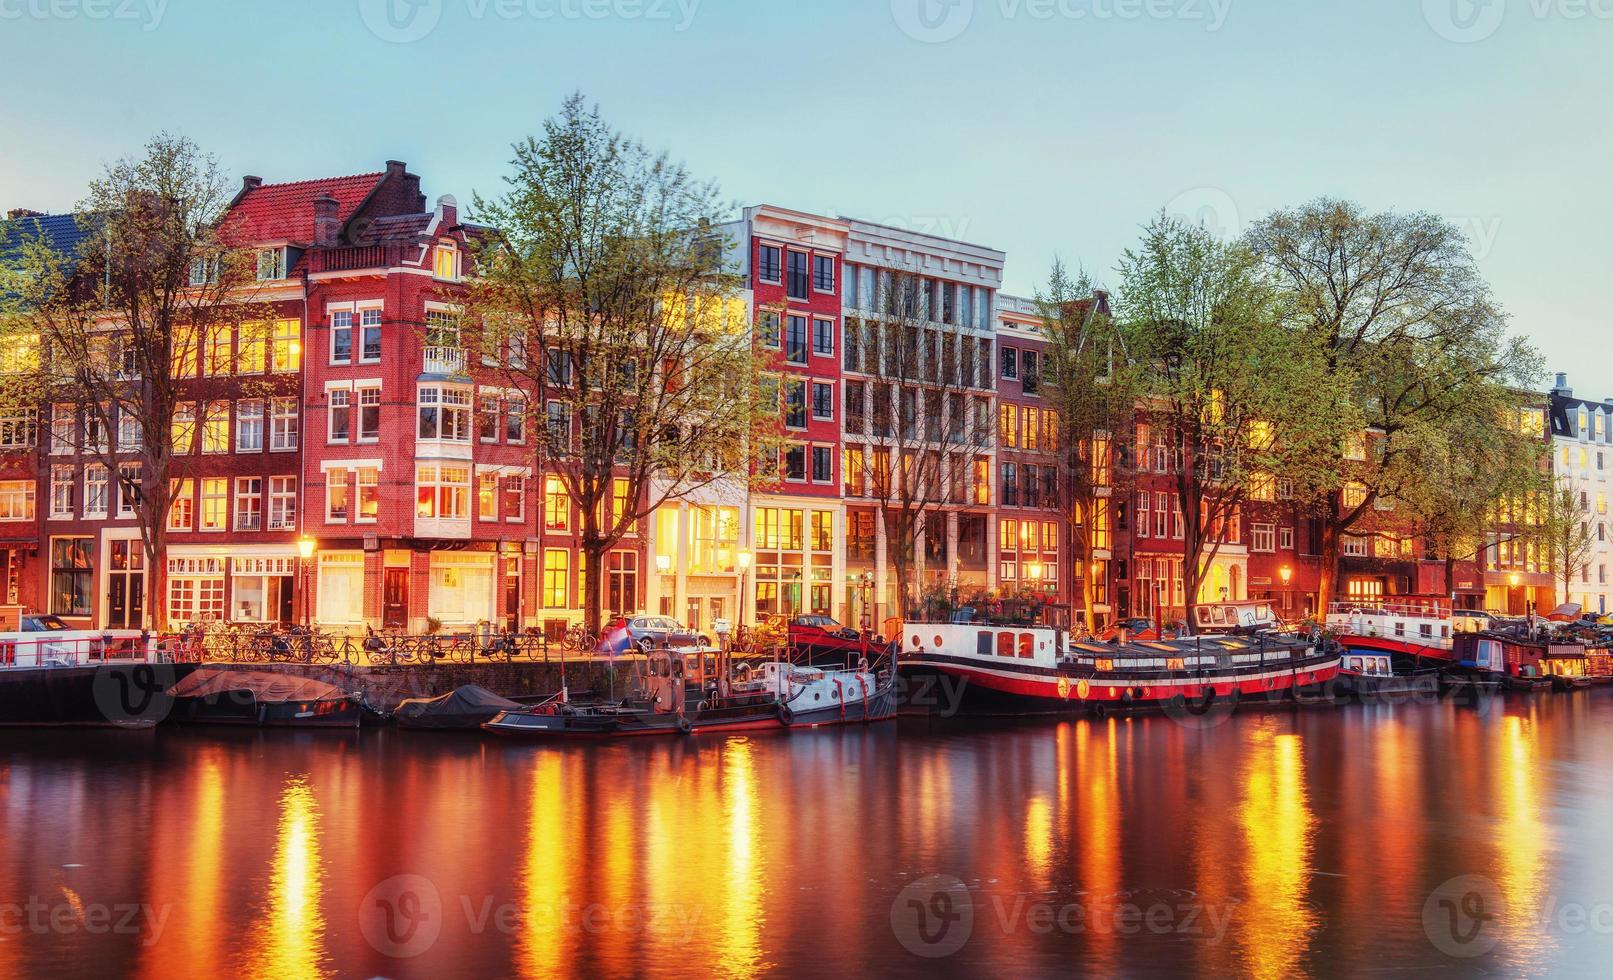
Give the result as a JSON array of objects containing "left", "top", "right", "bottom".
[
  {"left": 256, "top": 248, "right": 286, "bottom": 281},
  {"left": 188, "top": 258, "right": 218, "bottom": 286},
  {"left": 433, "top": 241, "right": 460, "bottom": 281}
]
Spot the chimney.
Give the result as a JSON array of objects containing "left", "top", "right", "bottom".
[
  {"left": 241, "top": 175, "right": 263, "bottom": 194},
  {"left": 435, "top": 194, "right": 458, "bottom": 229},
  {"left": 1554, "top": 372, "right": 1572, "bottom": 396},
  {"left": 386, "top": 160, "right": 425, "bottom": 212},
  {"left": 6, "top": 208, "right": 44, "bottom": 220},
  {"left": 313, "top": 193, "right": 340, "bottom": 247}
]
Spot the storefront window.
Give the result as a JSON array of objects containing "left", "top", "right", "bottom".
[{"left": 50, "top": 537, "right": 93, "bottom": 617}]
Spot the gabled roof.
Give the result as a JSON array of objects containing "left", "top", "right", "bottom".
[
  {"left": 1, "top": 211, "right": 95, "bottom": 265},
  {"left": 220, "top": 172, "right": 384, "bottom": 246},
  {"left": 358, "top": 212, "right": 433, "bottom": 242}
]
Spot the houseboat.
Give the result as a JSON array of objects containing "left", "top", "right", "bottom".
[
  {"left": 0, "top": 623, "right": 190, "bottom": 729},
  {"left": 1333, "top": 650, "right": 1441, "bottom": 701},
  {"left": 1449, "top": 632, "right": 1591, "bottom": 693},
  {"left": 1325, "top": 598, "right": 1461, "bottom": 664},
  {"left": 746, "top": 660, "right": 897, "bottom": 728},
  {"left": 898, "top": 618, "right": 1339, "bottom": 718},
  {"left": 1191, "top": 599, "right": 1282, "bottom": 634}
]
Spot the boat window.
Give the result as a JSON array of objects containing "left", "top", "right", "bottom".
[
  {"left": 1420, "top": 624, "right": 1433, "bottom": 638},
  {"left": 1395, "top": 622, "right": 1405, "bottom": 636},
  {"left": 672, "top": 657, "right": 684, "bottom": 678},
  {"left": 1018, "top": 633, "right": 1035, "bottom": 659},
  {"left": 977, "top": 631, "right": 993, "bottom": 657},
  {"left": 997, "top": 632, "right": 1015, "bottom": 657}
]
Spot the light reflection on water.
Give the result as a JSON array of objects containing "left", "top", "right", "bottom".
[{"left": 1, "top": 695, "right": 1612, "bottom": 978}]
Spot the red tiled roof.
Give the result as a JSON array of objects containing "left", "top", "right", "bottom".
[{"left": 220, "top": 172, "right": 384, "bottom": 246}]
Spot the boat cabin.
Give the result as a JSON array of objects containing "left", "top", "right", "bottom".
[
  {"left": 902, "top": 622, "right": 1067, "bottom": 668},
  {"left": 1327, "top": 598, "right": 1454, "bottom": 650},
  {"left": 1454, "top": 632, "right": 1587, "bottom": 680},
  {"left": 1341, "top": 653, "right": 1395, "bottom": 678},
  {"left": 1192, "top": 600, "right": 1280, "bottom": 634}
]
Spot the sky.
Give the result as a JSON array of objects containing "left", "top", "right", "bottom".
[{"left": 1, "top": 0, "right": 1606, "bottom": 388}]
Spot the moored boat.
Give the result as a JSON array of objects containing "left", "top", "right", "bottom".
[
  {"left": 898, "top": 618, "right": 1339, "bottom": 718},
  {"left": 167, "top": 668, "right": 362, "bottom": 728},
  {"left": 1332, "top": 651, "right": 1442, "bottom": 701},
  {"left": 742, "top": 661, "right": 897, "bottom": 727},
  {"left": 1448, "top": 631, "right": 1591, "bottom": 695},
  {"left": 1325, "top": 598, "right": 1461, "bottom": 664},
  {"left": 393, "top": 685, "right": 541, "bottom": 731}
]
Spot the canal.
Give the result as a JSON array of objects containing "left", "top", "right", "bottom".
[{"left": 3, "top": 694, "right": 1612, "bottom": 978}]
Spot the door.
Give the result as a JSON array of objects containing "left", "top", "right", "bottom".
[
  {"left": 106, "top": 540, "right": 146, "bottom": 630},
  {"left": 383, "top": 568, "right": 408, "bottom": 629}
]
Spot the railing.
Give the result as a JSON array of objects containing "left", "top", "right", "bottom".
[
  {"left": 1326, "top": 600, "right": 1452, "bottom": 619},
  {"left": 423, "top": 345, "right": 467, "bottom": 376},
  {"left": 0, "top": 630, "right": 157, "bottom": 669},
  {"left": 308, "top": 243, "right": 410, "bottom": 274}
]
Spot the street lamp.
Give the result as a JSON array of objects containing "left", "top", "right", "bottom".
[
  {"left": 736, "top": 550, "right": 753, "bottom": 629},
  {"left": 296, "top": 536, "right": 315, "bottom": 628},
  {"left": 1280, "top": 565, "right": 1292, "bottom": 614}
]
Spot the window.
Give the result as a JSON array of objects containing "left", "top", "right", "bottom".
[
  {"left": 235, "top": 477, "right": 262, "bottom": 530},
  {"left": 188, "top": 257, "right": 217, "bottom": 286},
  {"left": 783, "top": 445, "right": 807, "bottom": 482},
  {"left": 331, "top": 310, "right": 353, "bottom": 362},
  {"left": 416, "top": 464, "right": 470, "bottom": 520},
  {"left": 271, "top": 319, "right": 300, "bottom": 372},
  {"left": 479, "top": 472, "right": 498, "bottom": 521},
  {"left": 168, "top": 479, "right": 193, "bottom": 531},
  {"left": 811, "top": 382, "right": 834, "bottom": 422},
  {"left": 544, "top": 549, "right": 570, "bottom": 608},
  {"left": 812, "top": 446, "right": 833, "bottom": 484},
  {"left": 234, "top": 399, "right": 263, "bottom": 452},
  {"left": 49, "top": 538, "right": 93, "bottom": 617},
  {"left": 1155, "top": 491, "right": 1170, "bottom": 538},
  {"left": 328, "top": 389, "right": 351, "bottom": 443},
  {"left": 783, "top": 379, "right": 807, "bottom": 429},
  {"left": 83, "top": 411, "right": 107, "bottom": 454},
  {"left": 0, "top": 480, "right": 35, "bottom": 521},
  {"left": 758, "top": 310, "right": 781, "bottom": 350},
  {"left": 256, "top": 248, "right": 285, "bottom": 281},
  {"left": 268, "top": 477, "right": 297, "bottom": 530},
  {"left": 238, "top": 321, "right": 267, "bottom": 374},
  {"left": 360, "top": 308, "right": 383, "bottom": 361},
  {"left": 505, "top": 397, "right": 525, "bottom": 443},
  {"left": 0, "top": 409, "right": 35, "bottom": 449},
  {"left": 843, "top": 446, "right": 865, "bottom": 497},
  {"left": 478, "top": 395, "right": 500, "bottom": 443},
  {"left": 48, "top": 466, "right": 73, "bottom": 519},
  {"left": 1002, "top": 462, "right": 1018, "bottom": 506},
  {"left": 503, "top": 475, "right": 525, "bottom": 522},
  {"left": 544, "top": 475, "right": 570, "bottom": 531},
  {"left": 786, "top": 250, "right": 809, "bottom": 300},
  {"left": 433, "top": 241, "right": 459, "bottom": 281},
  {"left": 784, "top": 314, "right": 808, "bottom": 364},
  {"left": 1001, "top": 346, "right": 1018, "bottom": 380},
  {"left": 117, "top": 408, "right": 142, "bottom": 452},
  {"left": 546, "top": 401, "right": 571, "bottom": 451},
  {"left": 545, "top": 348, "right": 572, "bottom": 385},
  {"left": 270, "top": 398, "right": 299, "bottom": 451},
  {"left": 357, "top": 467, "right": 379, "bottom": 523},
  {"left": 171, "top": 324, "right": 198, "bottom": 378},
  {"left": 200, "top": 478, "right": 227, "bottom": 531},
  {"left": 358, "top": 387, "right": 381, "bottom": 442},
  {"left": 83, "top": 464, "right": 108, "bottom": 518},
  {"left": 327, "top": 468, "right": 350, "bottom": 522},
  {"left": 204, "top": 323, "right": 231, "bottom": 376},
  {"left": 812, "top": 318, "right": 834, "bottom": 357},
  {"left": 757, "top": 244, "right": 781, "bottom": 284},
  {"left": 1251, "top": 523, "right": 1276, "bottom": 552},
  {"left": 1343, "top": 536, "right": 1369, "bottom": 557},
  {"left": 1279, "top": 526, "right": 1294, "bottom": 551},
  {"left": 812, "top": 254, "right": 835, "bottom": 292},
  {"left": 418, "top": 386, "right": 472, "bottom": 441},
  {"left": 1021, "top": 350, "right": 1040, "bottom": 394},
  {"left": 1000, "top": 404, "right": 1019, "bottom": 449},
  {"left": 974, "top": 457, "right": 990, "bottom": 505}
]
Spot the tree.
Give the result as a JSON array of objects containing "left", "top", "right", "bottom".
[
  {"left": 1041, "top": 262, "right": 1135, "bottom": 628},
  {"left": 464, "top": 95, "right": 778, "bottom": 635},
  {"left": 12, "top": 133, "right": 266, "bottom": 630},
  {"left": 1115, "top": 214, "right": 1353, "bottom": 631},
  {"left": 841, "top": 267, "right": 997, "bottom": 619},
  {"left": 1244, "top": 199, "right": 1541, "bottom": 606},
  {"left": 1538, "top": 479, "right": 1597, "bottom": 608}
]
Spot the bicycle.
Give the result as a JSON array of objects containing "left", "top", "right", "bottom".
[{"left": 563, "top": 623, "right": 597, "bottom": 654}]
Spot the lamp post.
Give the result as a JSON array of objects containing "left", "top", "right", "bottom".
[
  {"left": 296, "top": 536, "right": 315, "bottom": 628},
  {"left": 1509, "top": 571, "right": 1522, "bottom": 616},
  {"left": 737, "top": 550, "right": 753, "bottom": 630},
  {"left": 1279, "top": 565, "right": 1293, "bottom": 616}
]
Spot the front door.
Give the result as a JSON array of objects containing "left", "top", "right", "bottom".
[
  {"left": 106, "top": 540, "right": 146, "bottom": 630},
  {"left": 383, "top": 568, "right": 408, "bottom": 629}
]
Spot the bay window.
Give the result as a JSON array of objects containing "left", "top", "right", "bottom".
[{"left": 416, "top": 464, "right": 470, "bottom": 520}]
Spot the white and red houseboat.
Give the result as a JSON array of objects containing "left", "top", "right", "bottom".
[
  {"left": 898, "top": 619, "right": 1339, "bottom": 717},
  {"left": 1324, "top": 598, "right": 1466, "bottom": 662}
]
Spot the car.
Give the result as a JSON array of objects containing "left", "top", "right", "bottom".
[
  {"left": 599, "top": 615, "right": 709, "bottom": 655},
  {"left": 1451, "top": 609, "right": 1491, "bottom": 633},
  {"left": 19, "top": 614, "right": 72, "bottom": 632},
  {"left": 772, "top": 614, "right": 883, "bottom": 658}
]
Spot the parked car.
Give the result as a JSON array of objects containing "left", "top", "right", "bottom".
[
  {"left": 19, "top": 615, "right": 72, "bottom": 632},
  {"left": 768, "top": 614, "right": 883, "bottom": 658},
  {"left": 1452, "top": 609, "right": 1491, "bottom": 633},
  {"left": 600, "top": 615, "right": 709, "bottom": 654}
]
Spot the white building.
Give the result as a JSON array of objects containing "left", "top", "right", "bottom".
[{"left": 1548, "top": 373, "right": 1613, "bottom": 615}]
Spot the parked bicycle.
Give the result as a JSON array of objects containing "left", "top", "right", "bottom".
[{"left": 563, "top": 623, "right": 598, "bottom": 654}]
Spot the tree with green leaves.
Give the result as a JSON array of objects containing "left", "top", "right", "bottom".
[
  {"left": 1040, "top": 261, "right": 1135, "bottom": 629},
  {"left": 12, "top": 134, "right": 267, "bottom": 630},
  {"left": 1244, "top": 199, "right": 1541, "bottom": 607},
  {"left": 1115, "top": 213, "right": 1354, "bottom": 631},
  {"left": 463, "top": 95, "right": 778, "bottom": 635}
]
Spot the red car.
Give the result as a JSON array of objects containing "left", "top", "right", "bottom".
[{"left": 770, "top": 614, "right": 885, "bottom": 659}]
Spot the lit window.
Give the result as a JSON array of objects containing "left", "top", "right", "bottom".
[{"left": 200, "top": 478, "right": 228, "bottom": 531}]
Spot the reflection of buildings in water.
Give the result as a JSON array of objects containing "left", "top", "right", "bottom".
[
  {"left": 1235, "top": 725, "right": 1316, "bottom": 980},
  {"left": 246, "top": 777, "right": 327, "bottom": 980}
]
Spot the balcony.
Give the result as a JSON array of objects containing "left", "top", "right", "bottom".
[
  {"left": 308, "top": 243, "right": 409, "bottom": 274},
  {"left": 423, "top": 346, "right": 468, "bottom": 377},
  {"left": 414, "top": 515, "right": 471, "bottom": 540}
]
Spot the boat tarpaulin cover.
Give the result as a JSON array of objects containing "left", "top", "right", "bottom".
[
  {"left": 393, "top": 685, "right": 522, "bottom": 725},
  {"left": 1547, "top": 603, "right": 1583, "bottom": 622},
  {"left": 168, "top": 669, "right": 348, "bottom": 703}
]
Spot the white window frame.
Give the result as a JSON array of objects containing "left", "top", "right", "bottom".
[
  {"left": 234, "top": 477, "right": 262, "bottom": 531},
  {"left": 268, "top": 476, "right": 297, "bottom": 531},
  {"left": 236, "top": 399, "right": 264, "bottom": 452}
]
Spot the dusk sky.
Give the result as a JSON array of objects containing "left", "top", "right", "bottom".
[{"left": 3, "top": 0, "right": 1606, "bottom": 387}]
